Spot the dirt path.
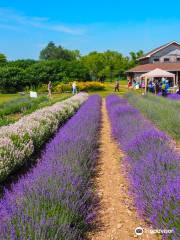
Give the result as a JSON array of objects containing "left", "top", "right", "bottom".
[{"left": 88, "top": 100, "right": 158, "bottom": 240}]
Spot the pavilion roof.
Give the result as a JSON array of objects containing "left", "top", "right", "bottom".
[{"left": 141, "top": 68, "right": 175, "bottom": 78}]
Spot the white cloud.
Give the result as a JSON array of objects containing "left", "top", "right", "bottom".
[{"left": 0, "top": 7, "right": 85, "bottom": 35}]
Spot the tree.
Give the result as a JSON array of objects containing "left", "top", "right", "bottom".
[
  {"left": 0, "top": 53, "right": 7, "bottom": 64},
  {"left": 7, "top": 59, "right": 36, "bottom": 68},
  {"left": 129, "top": 50, "right": 144, "bottom": 67},
  {"left": 0, "top": 67, "right": 27, "bottom": 93},
  {"left": 81, "top": 52, "right": 105, "bottom": 80},
  {"left": 39, "top": 42, "right": 80, "bottom": 61},
  {"left": 81, "top": 50, "right": 130, "bottom": 80}
]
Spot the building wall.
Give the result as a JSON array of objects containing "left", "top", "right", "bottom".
[
  {"left": 138, "top": 58, "right": 149, "bottom": 65},
  {"left": 149, "top": 45, "right": 180, "bottom": 63},
  {"left": 133, "top": 73, "right": 146, "bottom": 82}
]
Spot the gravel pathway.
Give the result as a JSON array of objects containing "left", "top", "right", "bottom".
[{"left": 88, "top": 99, "right": 158, "bottom": 240}]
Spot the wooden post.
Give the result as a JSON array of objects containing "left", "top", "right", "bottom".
[
  {"left": 176, "top": 72, "right": 178, "bottom": 85},
  {"left": 145, "top": 76, "right": 148, "bottom": 94}
]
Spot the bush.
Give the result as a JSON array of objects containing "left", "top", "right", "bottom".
[
  {"left": 0, "top": 96, "right": 48, "bottom": 117},
  {"left": 0, "top": 67, "right": 28, "bottom": 93},
  {"left": 53, "top": 81, "right": 105, "bottom": 93},
  {"left": 0, "top": 60, "right": 90, "bottom": 93},
  {"left": 125, "top": 92, "right": 180, "bottom": 141},
  {"left": 0, "top": 95, "right": 101, "bottom": 239},
  {"left": 0, "top": 93, "right": 88, "bottom": 182},
  {"left": 106, "top": 95, "right": 180, "bottom": 240}
]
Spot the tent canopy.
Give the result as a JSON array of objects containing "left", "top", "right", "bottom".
[{"left": 141, "top": 68, "right": 175, "bottom": 79}]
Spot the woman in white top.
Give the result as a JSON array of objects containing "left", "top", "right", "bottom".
[
  {"left": 72, "top": 81, "right": 77, "bottom": 94},
  {"left": 48, "top": 81, "right": 52, "bottom": 98}
]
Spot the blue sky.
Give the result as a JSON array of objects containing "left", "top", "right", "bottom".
[{"left": 1, "top": 0, "right": 180, "bottom": 60}]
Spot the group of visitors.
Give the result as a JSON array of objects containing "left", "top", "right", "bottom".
[
  {"left": 47, "top": 78, "right": 180, "bottom": 97},
  {"left": 128, "top": 80, "right": 144, "bottom": 89},
  {"left": 145, "top": 78, "right": 180, "bottom": 97},
  {"left": 147, "top": 78, "right": 170, "bottom": 96},
  {"left": 127, "top": 78, "right": 172, "bottom": 97}
]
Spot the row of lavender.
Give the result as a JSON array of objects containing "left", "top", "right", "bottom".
[
  {"left": 106, "top": 95, "right": 180, "bottom": 240},
  {"left": 0, "top": 93, "right": 88, "bottom": 182},
  {"left": 0, "top": 95, "right": 101, "bottom": 239},
  {"left": 158, "top": 93, "right": 180, "bottom": 100}
]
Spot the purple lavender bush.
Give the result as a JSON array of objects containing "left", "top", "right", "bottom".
[
  {"left": 106, "top": 95, "right": 180, "bottom": 240},
  {"left": 158, "top": 92, "right": 180, "bottom": 100},
  {"left": 0, "top": 95, "right": 101, "bottom": 240},
  {"left": 0, "top": 93, "right": 88, "bottom": 182},
  {"left": 167, "top": 93, "right": 180, "bottom": 100}
]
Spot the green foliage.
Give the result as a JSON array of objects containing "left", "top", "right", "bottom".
[
  {"left": 7, "top": 59, "right": 36, "bottom": 68},
  {"left": 0, "top": 53, "right": 7, "bottom": 64},
  {"left": 125, "top": 92, "right": 180, "bottom": 141},
  {"left": 0, "top": 67, "right": 28, "bottom": 93},
  {"left": 0, "top": 42, "right": 143, "bottom": 93},
  {"left": 0, "top": 94, "right": 71, "bottom": 127},
  {"left": 129, "top": 50, "right": 144, "bottom": 67},
  {"left": 53, "top": 81, "right": 105, "bottom": 93},
  {"left": 40, "top": 41, "right": 80, "bottom": 61},
  {"left": 81, "top": 50, "right": 131, "bottom": 80},
  {"left": 0, "top": 96, "right": 48, "bottom": 117},
  {"left": 0, "top": 60, "right": 90, "bottom": 92}
]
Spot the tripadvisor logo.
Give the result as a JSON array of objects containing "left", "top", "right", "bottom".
[{"left": 135, "top": 227, "right": 144, "bottom": 236}]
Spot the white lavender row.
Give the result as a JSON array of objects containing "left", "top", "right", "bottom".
[{"left": 0, "top": 93, "right": 88, "bottom": 181}]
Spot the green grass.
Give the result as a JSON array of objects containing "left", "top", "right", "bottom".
[
  {"left": 125, "top": 92, "right": 180, "bottom": 141},
  {"left": 89, "top": 81, "right": 130, "bottom": 97},
  {"left": 0, "top": 81, "right": 138, "bottom": 126},
  {"left": 0, "top": 94, "right": 21, "bottom": 104},
  {"left": 0, "top": 93, "right": 71, "bottom": 126}
]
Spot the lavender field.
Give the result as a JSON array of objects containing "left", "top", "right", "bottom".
[
  {"left": 0, "top": 93, "right": 179, "bottom": 240},
  {"left": 106, "top": 95, "right": 180, "bottom": 240},
  {"left": 0, "top": 95, "right": 101, "bottom": 239}
]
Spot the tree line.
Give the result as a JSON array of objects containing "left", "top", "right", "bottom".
[{"left": 0, "top": 42, "right": 143, "bottom": 93}]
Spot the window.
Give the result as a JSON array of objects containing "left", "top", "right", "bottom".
[
  {"left": 164, "top": 58, "right": 170, "bottom": 62},
  {"left": 153, "top": 58, "right": 159, "bottom": 62},
  {"left": 177, "top": 57, "right": 180, "bottom": 62}
]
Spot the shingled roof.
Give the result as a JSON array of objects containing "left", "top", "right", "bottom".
[
  {"left": 126, "top": 63, "right": 180, "bottom": 73},
  {"left": 138, "top": 41, "right": 180, "bottom": 60}
]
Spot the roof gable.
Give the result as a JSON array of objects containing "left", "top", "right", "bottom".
[{"left": 138, "top": 41, "right": 180, "bottom": 60}]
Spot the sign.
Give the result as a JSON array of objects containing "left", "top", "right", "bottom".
[{"left": 30, "top": 91, "right": 37, "bottom": 98}]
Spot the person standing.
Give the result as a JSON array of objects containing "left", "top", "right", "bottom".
[
  {"left": 114, "top": 80, "right": 120, "bottom": 92},
  {"left": 72, "top": 81, "right": 77, "bottom": 94},
  {"left": 155, "top": 81, "right": 160, "bottom": 94},
  {"left": 161, "top": 80, "right": 167, "bottom": 97},
  {"left": 165, "top": 79, "right": 170, "bottom": 93},
  {"left": 48, "top": 81, "right": 52, "bottom": 98}
]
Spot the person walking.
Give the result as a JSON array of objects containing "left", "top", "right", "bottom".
[
  {"left": 72, "top": 81, "right": 77, "bottom": 94},
  {"left": 114, "top": 80, "right": 120, "bottom": 92},
  {"left": 48, "top": 81, "right": 52, "bottom": 98}
]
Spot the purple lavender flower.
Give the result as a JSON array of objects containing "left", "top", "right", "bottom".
[
  {"left": 158, "top": 92, "right": 180, "bottom": 100},
  {"left": 0, "top": 93, "right": 88, "bottom": 182},
  {"left": 0, "top": 95, "right": 101, "bottom": 239},
  {"left": 106, "top": 95, "right": 180, "bottom": 240}
]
